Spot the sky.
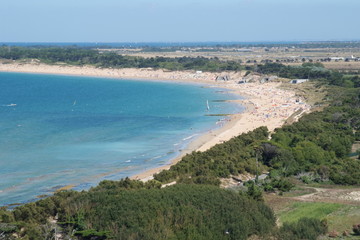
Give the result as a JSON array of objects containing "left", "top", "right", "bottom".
[{"left": 1, "top": 0, "right": 359, "bottom": 42}]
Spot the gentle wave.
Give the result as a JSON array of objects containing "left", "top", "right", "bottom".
[
  {"left": 1, "top": 103, "right": 17, "bottom": 107},
  {"left": 182, "top": 134, "right": 199, "bottom": 141}
]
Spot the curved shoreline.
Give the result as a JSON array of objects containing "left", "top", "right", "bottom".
[{"left": 0, "top": 62, "right": 312, "bottom": 183}]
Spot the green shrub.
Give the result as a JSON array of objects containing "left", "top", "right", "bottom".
[
  {"left": 60, "top": 184, "right": 275, "bottom": 240},
  {"left": 353, "top": 224, "right": 360, "bottom": 235},
  {"left": 277, "top": 218, "right": 327, "bottom": 240}
]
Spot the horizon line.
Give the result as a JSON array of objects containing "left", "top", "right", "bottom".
[{"left": 2, "top": 40, "right": 360, "bottom": 44}]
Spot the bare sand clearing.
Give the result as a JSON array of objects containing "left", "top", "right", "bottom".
[{"left": 0, "top": 62, "right": 311, "bottom": 182}]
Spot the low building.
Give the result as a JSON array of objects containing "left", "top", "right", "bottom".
[
  {"left": 330, "top": 57, "right": 345, "bottom": 61},
  {"left": 216, "top": 75, "right": 230, "bottom": 81},
  {"left": 260, "top": 75, "right": 278, "bottom": 84},
  {"left": 290, "top": 79, "right": 309, "bottom": 84},
  {"left": 236, "top": 48, "right": 253, "bottom": 52}
]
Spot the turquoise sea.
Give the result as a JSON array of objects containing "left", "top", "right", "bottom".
[{"left": 0, "top": 72, "right": 243, "bottom": 206}]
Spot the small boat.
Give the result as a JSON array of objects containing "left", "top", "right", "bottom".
[{"left": 206, "top": 100, "right": 210, "bottom": 111}]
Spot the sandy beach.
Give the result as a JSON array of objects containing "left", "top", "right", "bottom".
[
  {"left": 0, "top": 62, "right": 311, "bottom": 182},
  {"left": 0, "top": 61, "right": 236, "bottom": 83}
]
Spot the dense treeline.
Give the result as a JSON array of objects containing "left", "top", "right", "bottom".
[
  {"left": 0, "top": 47, "right": 243, "bottom": 72},
  {"left": 0, "top": 181, "right": 328, "bottom": 240},
  {"left": 256, "top": 62, "right": 360, "bottom": 88},
  {"left": 154, "top": 127, "right": 269, "bottom": 184},
  {"left": 0, "top": 184, "right": 277, "bottom": 240},
  {"left": 266, "top": 87, "right": 360, "bottom": 184},
  {"left": 276, "top": 218, "right": 328, "bottom": 240}
]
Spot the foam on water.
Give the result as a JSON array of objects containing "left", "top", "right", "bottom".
[{"left": 0, "top": 72, "right": 243, "bottom": 206}]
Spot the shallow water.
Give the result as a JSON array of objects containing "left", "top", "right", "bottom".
[{"left": 0, "top": 72, "right": 243, "bottom": 206}]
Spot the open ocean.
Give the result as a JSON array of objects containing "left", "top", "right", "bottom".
[{"left": 0, "top": 72, "right": 243, "bottom": 206}]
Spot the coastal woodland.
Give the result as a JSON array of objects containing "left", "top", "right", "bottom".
[
  {"left": 0, "top": 47, "right": 242, "bottom": 72},
  {"left": 1, "top": 48, "right": 360, "bottom": 239}
]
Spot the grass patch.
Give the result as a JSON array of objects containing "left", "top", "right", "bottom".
[
  {"left": 325, "top": 205, "right": 360, "bottom": 234},
  {"left": 280, "top": 81, "right": 327, "bottom": 107},
  {"left": 281, "top": 187, "right": 317, "bottom": 197},
  {"left": 278, "top": 202, "right": 343, "bottom": 224},
  {"left": 267, "top": 189, "right": 360, "bottom": 234}
]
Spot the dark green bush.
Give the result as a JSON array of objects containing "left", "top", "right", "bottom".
[{"left": 277, "top": 218, "right": 328, "bottom": 240}]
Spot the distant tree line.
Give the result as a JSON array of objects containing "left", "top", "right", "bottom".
[
  {"left": 137, "top": 41, "right": 360, "bottom": 50},
  {"left": 226, "top": 41, "right": 360, "bottom": 49},
  {"left": 3, "top": 41, "right": 360, "bottom": 50},
  {"left": 0, "top": 47, "right": 243, "bottom": 72},
  {"left": 129, "top": 41, "right": 360, "bottom": 50},
  {"left": 256, "top": 62, "right": 360, "bottom": 88}
]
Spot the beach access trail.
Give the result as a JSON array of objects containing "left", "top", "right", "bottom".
[{"left": 0, "top": 62, "right": 311, "bottom": 181}]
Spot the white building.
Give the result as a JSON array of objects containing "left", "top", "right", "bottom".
[{"left": 290, "top": 79, "right": 309, "bottom": 84}]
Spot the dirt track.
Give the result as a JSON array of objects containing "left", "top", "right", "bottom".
[{"left": 290, "top": 187, "right": 360, "bottom": 205}]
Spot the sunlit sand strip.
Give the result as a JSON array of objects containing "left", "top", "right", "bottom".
[{"left": 54, "top": 185, "right": 76, "bottom": 193}]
